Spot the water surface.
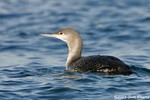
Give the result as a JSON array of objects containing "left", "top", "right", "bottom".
[{"left": 0, "top": 0, "right": 150, "bottom": 100}]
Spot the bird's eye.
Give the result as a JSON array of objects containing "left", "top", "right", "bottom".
[{"left": 59, "top": 32, "right": 63, "bottom": 35}]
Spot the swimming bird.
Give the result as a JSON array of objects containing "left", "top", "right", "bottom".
[{"left": 41, "top": 28, "right": 132, "bottom": 75}]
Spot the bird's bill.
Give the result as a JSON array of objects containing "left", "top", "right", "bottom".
[
  {"left": 40, "top": 33, "right": 64, "bottom": 42},
  {"left": 40, "top": 33, "right": 56, "bottom": 37}
]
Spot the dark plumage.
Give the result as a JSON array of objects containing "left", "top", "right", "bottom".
[
  {"left": 41, "top": 28, "right": 132, "bottom": 75},
  {"left": 69, "top": 55, "right": 132, "bottom": 75}
]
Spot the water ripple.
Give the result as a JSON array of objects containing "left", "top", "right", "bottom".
[{"left": 0, "top": 0, "right": 150, "bottom": 100}]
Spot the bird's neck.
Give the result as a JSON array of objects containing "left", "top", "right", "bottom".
[{"left": 66, "top": 37, "right": 82, "bottom": 69}]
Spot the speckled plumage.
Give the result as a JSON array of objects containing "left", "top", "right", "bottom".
[{"left": 68, "top": 55, "right": 132, "bottom": 75}]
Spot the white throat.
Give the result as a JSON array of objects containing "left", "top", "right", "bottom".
[{"left": 66, "top": 37, "right": 82, "bottom": 69}]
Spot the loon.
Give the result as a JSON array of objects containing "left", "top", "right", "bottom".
[{"left": 41, "top": 28, "right": 132, "bottom": 75}]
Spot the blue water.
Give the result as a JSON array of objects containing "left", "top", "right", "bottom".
[{"left": 0, "top": 0, "right": 150, "bottom": 100}]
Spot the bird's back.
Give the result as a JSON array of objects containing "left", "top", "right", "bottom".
[{"left": 68, "top": 55, "right": 132, "bottom": 75}]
